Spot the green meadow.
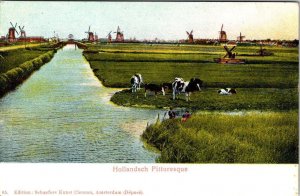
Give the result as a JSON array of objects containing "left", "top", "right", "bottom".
[
  {"left": 142, "top": 111, "right": 298, "bottom": 163},
  {"left": 0, "top": 43, "right": 61, "bottom": 73},
  {"left": 84, "top": 42, "right": 298, "bottom": 106},
  {"left": 84, "top": 43, "right": 298, "bottom": 163},
  {"left": 111, "top": 88, "right": 297, "bottom": 111},
  {"left": 0, "top": 49, "right": 46, "bottom": 73},
  {"left": 84, "top": 44, "right": 298, "bottom": 89},
  {"left": 0, "top": 43, "right": 59, "bottom": 97}
]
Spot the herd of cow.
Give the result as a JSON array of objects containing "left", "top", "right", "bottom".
[{"left": 130, "top": 74, "right": 236, "bottom": 101}]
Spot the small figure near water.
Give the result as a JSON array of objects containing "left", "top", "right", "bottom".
[
  {"left": 181, "top": 111, "right": 191, "bottom": 122},
  {"left": 168, "top": 107, "right": 176, "bottom": 119}
]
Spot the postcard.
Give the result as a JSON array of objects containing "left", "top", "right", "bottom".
[{"left": 0, "top": 1, "right": 298, "bottom": 195}]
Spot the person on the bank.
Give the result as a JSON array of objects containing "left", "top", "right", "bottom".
[
  {"left": 168, "top": 107, "right": 176, "bottom": 119},
  {"left": 181, "top": 111, "right": 191, "bottom": 122}
]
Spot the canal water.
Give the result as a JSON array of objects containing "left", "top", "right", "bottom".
[{"left": 0, "top": 45, "right": 164, "bottom": 163}]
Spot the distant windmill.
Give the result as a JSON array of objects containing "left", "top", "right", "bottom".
[
  {"left": 8, "top": 22, "right": 19, "bottom": 42},
  {"left": 18, "top": 25, "right": 26, "bottom": 38},
  {"left": 237, "top": 32, "right": 245, "bottom": 42},
  {"left": 85, "top": 26, "right": 94, "bottom": 42},
  {"left": 257, "top": 44, "right": 274, "bottom": 56},
  {"left": 107, "top": 31, "right": 112, "bottom": 43},
  {"left": 114, "top": 26, "right": 124, "bottom": 42},
  {"left": 219, "top": 24, "right": 227, "bottom": 43},
  {"left": 186, "top": 30, "right": 194, "bottom": 43}
]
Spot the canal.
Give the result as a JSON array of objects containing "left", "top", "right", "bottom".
[{"left": 0, "top": 45, "right": 163, "bottom": 163}]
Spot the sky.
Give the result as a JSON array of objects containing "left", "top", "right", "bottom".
[{"left": 0, "top": 1, "right": 298, "bottom": 41}]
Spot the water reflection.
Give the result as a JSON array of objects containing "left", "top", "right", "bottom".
[{"left": 0, "top": 45, "right": 163, "bottom": 163}]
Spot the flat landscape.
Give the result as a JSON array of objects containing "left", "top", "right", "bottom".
[
  {"left": 83, "top": 43, "right": 298, "bottom": 163},
  {"left": 84, "top": 43, "right": 298, "bottom": 110},
  {"left": 0, "top": 1, "right": 298, "bottom": 195},
  {"left": 0, "top": 42, "right": 298, "bottom": 163}
]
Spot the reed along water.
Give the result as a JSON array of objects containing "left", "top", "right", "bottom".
[{"left": 0, "top": 45, "right": 163, "bottom": 163}]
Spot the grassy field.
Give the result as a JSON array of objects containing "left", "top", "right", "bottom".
[
  {"left": 0, "top": 43, "right": 61, "bottom": 97},
  {"left": 83, "top": 43, "right": 298, "bottom": 110},
  {"left": 87, "top": 61, "right": 297, "bottom": 88},
  {"left": 0, "top": 43, "right": 49, "bottom": 52},
  {"left": 0, "top": 49, "right": 47, "bottom": 73},
  {"left": 84, "top": 44, "right": 298, "bottom": 89},
  {"left": 0, "top": 43, "right": 62, "bottom": 73},
  {"left": 142, "top": 111, "right": 298, "bottom": 163},
  {"left": 83, "top": 43, "right": 298, "bottom": 163}
]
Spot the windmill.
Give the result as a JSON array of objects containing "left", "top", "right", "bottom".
[
  {"left": 214, "top": 45, "right": 245, "bottom": 64},
  {"left": 223, "top": 45, "right": 236, "bottom": 59},
  {"left": 186, "top": 30, "right": 194, "bottom": 43},
  {"left": 18, "top": 25, "right": 26, "bottom": 38},
  {"left": 237, "top": 32, "right": 245, "bottom": 42},
  {"left": 107, "top": 31, "right": 112, "bottom": 43},
  {"left": 8, "top": 22, "right": 19, "bottom": 42},
  {"left": 219, "top": 24, "right": 227, "bottom": 43},
  {"left": 85, "top": 26, "right": 94, "bottom": 42},
  {"left": 114, "top": 26, "right": 124, "bottom": 42},
  {"left": 256, "top": 43, "right": 274, "bottom": 56}
]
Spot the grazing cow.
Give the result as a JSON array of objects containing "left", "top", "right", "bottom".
[
  {"left": 144, "top": 83, "right": 165, "bottom": 97},
  {"left": 218, "top": 88, "right": 237, "bottom": 95},
  {"left": 162, "top": 82, "right": 173, "bottom": 92},
  {"left": 172, "top": 77, "right": 203, "bottom": 101},
  {"left": 135, "top": 73, "right": 143, "bottom": 89},
  {"left": 172, "top": 78, "right": 186, "bottom": 100},
  {"left": 130, "top": 73, "right": 143, "bottom": 92}
]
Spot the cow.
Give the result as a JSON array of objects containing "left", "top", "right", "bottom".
[
  {"left": 144, "top": 83, "right": 165, "bottom": 97},
  {"left": 172, "top": 77, "right": 203, "bottom": 101},
  {"left": 218, "top": 88, "right": 237, "bottom": 95},
  {"left": 130, "top": 73, "right": 143, "bottom": 93},
  {"left": 162, "top": 82, "right": 173, "bottom": 92}
]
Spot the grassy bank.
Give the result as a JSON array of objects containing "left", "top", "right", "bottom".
[
  {"left": 0, "top": 48, "right": 47, "bottom": 73},
  {"left": 0, "top": 43, "right": 64, "bottom": 73},
  {"left": 0, "top": 48, "right": 57, "bottom": 97},
  {"left": 142, "top": 111, "right": 298, "bottom": 163},
  {"left": 0, "top": 43, "right": 67, "bottom": 97},
  {"left": 111, "top": 88, "right": 298, "bottom": 111}
]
